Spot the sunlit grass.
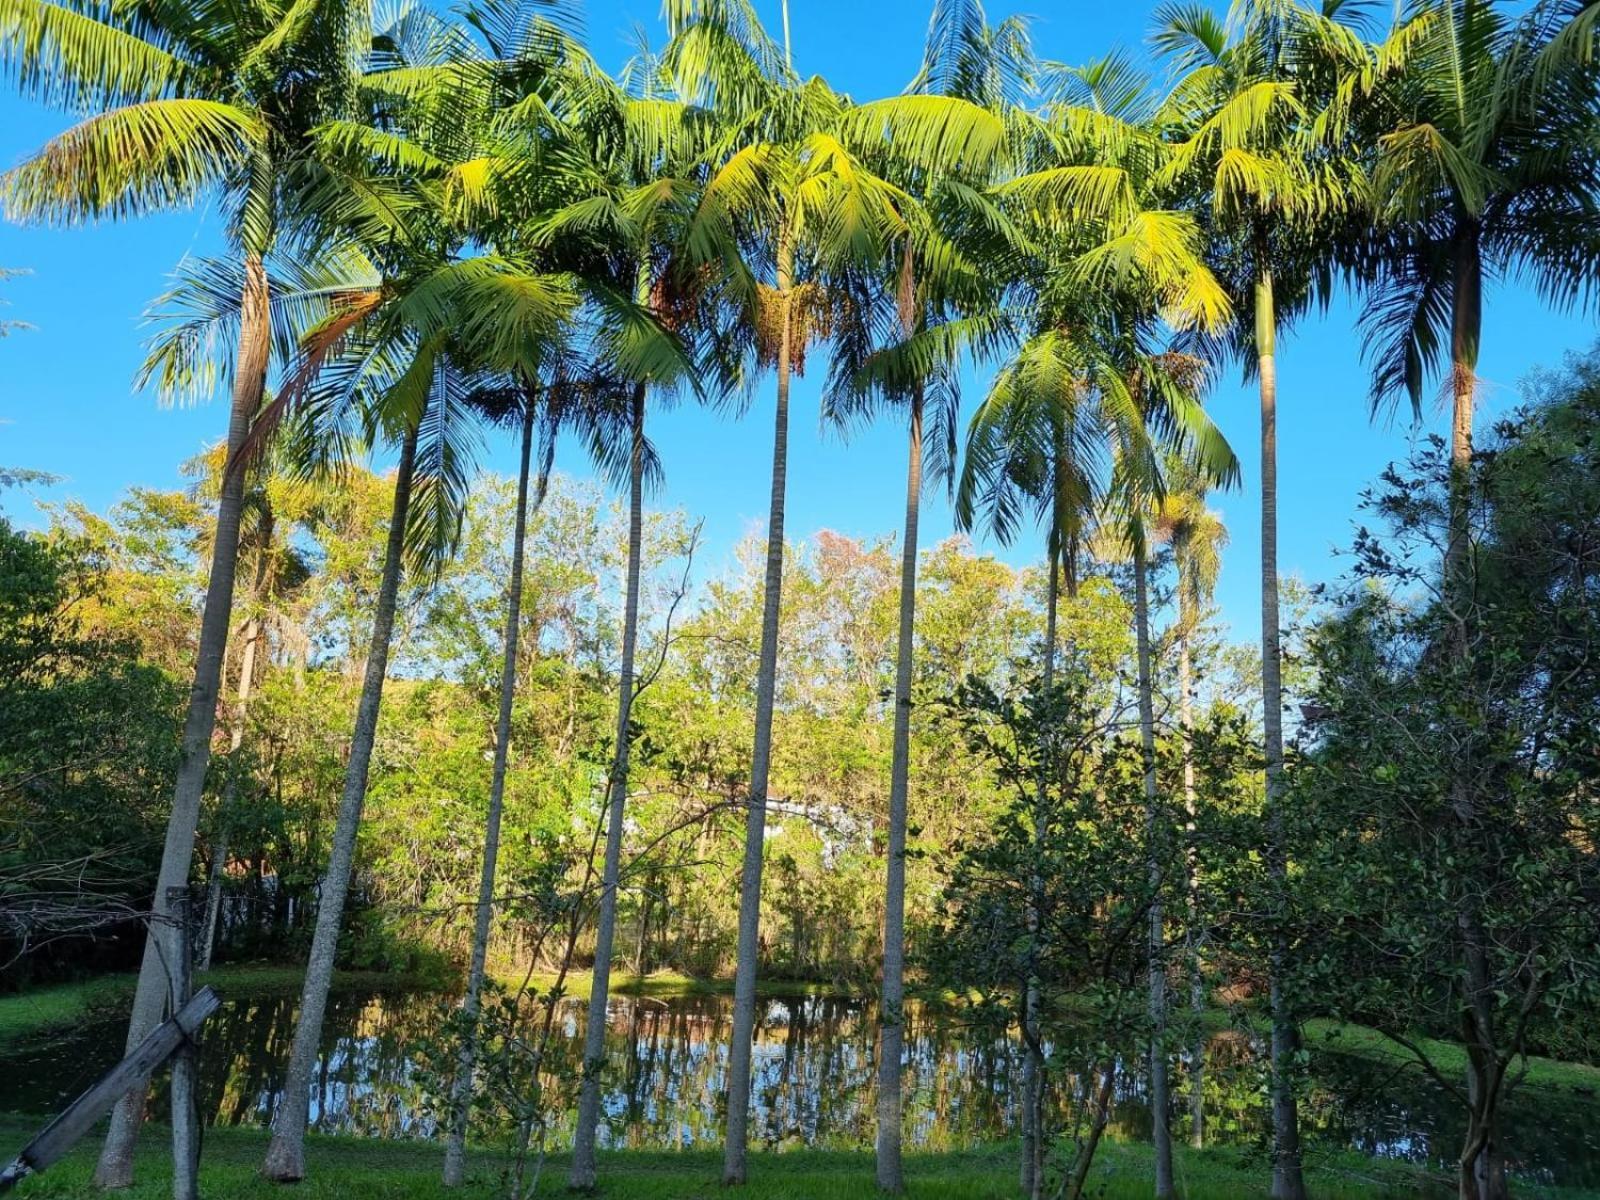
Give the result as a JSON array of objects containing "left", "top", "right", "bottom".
[{"left": 1, "top": 1120, "right": 1559, "bottom": 1199}]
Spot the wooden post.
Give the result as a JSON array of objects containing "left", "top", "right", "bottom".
[
  {"left": 0, "top": 988, "right": 221, "bottom": 1193},
  {"left": 167, "top": 886, "right": 199, "bottom": 1200}
]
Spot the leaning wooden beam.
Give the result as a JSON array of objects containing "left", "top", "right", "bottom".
[{"left": 0, "top": 985, "right": 222, "bottom": 1194}]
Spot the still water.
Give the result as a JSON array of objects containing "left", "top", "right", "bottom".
[{"left": 3, "top": 988, "right": 1598, "bottom": 1187}]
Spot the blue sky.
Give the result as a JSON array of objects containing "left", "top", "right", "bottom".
[{"left": 1, "top": 0, "right": 1594, "bottom": 638}]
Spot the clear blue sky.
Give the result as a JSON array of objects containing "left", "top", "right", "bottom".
[{"left": 1, "top": 0, "right": 1593, "bottom": 637}]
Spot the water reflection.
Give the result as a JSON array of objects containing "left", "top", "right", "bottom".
[{"left": 3, "top": 989, "right": 1597, "bottom": 1186}]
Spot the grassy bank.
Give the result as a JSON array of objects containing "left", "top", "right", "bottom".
[
  {"left": 0, "top": 966, "right": 436, "bottom": 1048},
  {"left": 0, "top": 1119, "right": 1559, "bottom": 1199},
  {"left": 1300, "top": 1017, "right": 1600, "bottom": 1096},
  {"left": 488, "top": 968, "right": 862, "bottom": 1001},
  {"left": 0, "top": 965, "right": 856, "bottom": 1050}
]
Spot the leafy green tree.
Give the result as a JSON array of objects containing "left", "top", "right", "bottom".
[
  {"left": 0, "top": 518, "right": 181, "bottom": 982},
  {"left": 930, "top": 670, "right": 1156, "bottom": 1200},
  {"left": 1293, "top": 355, "right": 1600, "bottom": 1200}
]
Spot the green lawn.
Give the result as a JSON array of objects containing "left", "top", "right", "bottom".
[{"left": 0, "top": 1119, "right": 1528, "bottom": 1199}]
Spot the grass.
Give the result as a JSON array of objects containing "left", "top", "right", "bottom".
[
  {"left": 0, "top": 1119, "right": 1555, "bottom": 1199},
  {"left": 0, "top": 965, "right": 437, "bottom": 1049},
  {"left": 1300, "top": 1018, "right": 1600, "bottom": 1096},
  {"left": 489, "top": 968, "right": 862, "bottom": 1001}
]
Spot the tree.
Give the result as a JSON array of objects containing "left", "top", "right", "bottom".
[
  {"left": 0, "top": 0, "right": 373, "bottom": 1178},
  {"left": 930, "top": 670, "right": 1156, "bottom": 1200},
  {"left": 1294, "top": 355, "right": 1600, "bottom": 1200},
  {"left": 955, "top": 47, "right": 1234, "bottom": 1191},
  {"left": 508, "top": 72, "right": 710, "bottom": 1194},
  {"left": 440, "top": 386, "right": 550, "bottom": 1187},
  {"left": 1354, "top": 0, "right": 1600, "bottom": 587},
  {"left": 1152, "top": 469, "right": 1227, "bottom": 1148},
  {"left": 257, "top": 96, "right": 580, "bottom": 1170},
  {"left": 832, "top": 20, "right": 1020, "bottom": 1186},
  {"left": 1152, "top": 3, "right": 1368, "bottom": 1189},
  {"left": 659, "top": 2, "right": 933, "bottom": 1179}
]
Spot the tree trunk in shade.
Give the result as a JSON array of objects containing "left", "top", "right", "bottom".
[
  {"left": 443, "top": 401, "right": 539, "bottom": 1186},
  {"left": 875, "top": 383, "right": 923, "bottom": 1196},
  {"left": 569, "top": 384, "right": 646, "bottom": 1191},
  {"left": 1135, "top": 549, "right": 1173, "bottom": 1199},
  {"left": 261, "top": 421, "right": 419, "bottom": 1182},
  {"left": 1257, "top": 266, "right": 1307, "bottom": 1200}
]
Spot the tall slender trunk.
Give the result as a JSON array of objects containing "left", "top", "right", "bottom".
[
  {"left": 1446, "top": 218, "right": 1481, "bottom": 591},
  {"left": 1179, "top": 592, "right": 1204, "bottom": 1149},
  {"left": 196, "top": 608, "right": 262, "bottom": 974},
  {"left": 1447, "top": 215, "right": 1504, "bottom": 1200},
  {"left": 723, "top": 226, "right": 796, "bottom": 1186},
  {"left": 199, "top": 514, "right": 274, "bottom": 973},
  {"left": 1020, "top": 541, "right": 1060, "bottom": 1200},
  {"left": 261, "top": 421, "right": 419, "bottom": 1182},
  {"left": 443, "top": 401, "right": 538, "bottom": 1187},
  {"left": 96, "top": 254, "right": 270, "bottom": 1190},
  {"left": 1135, "top": 548, "right": 1172, "bottom": 1199},
  {"left": 1257, "top": 268, "right": 1307, "bottom": 1200},
  {"left": 569, "top": 384, "right": 646, "bottom": 1191},
  {"left": 875, "top": 383, "right": 923, "bottom": 1196}
]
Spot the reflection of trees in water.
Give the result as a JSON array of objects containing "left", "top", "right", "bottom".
[{"left": 10, "top": 989, "right": 1596, "bottom": 1186}]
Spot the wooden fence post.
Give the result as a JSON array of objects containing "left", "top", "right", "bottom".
[{"left": 166, "top": 886, "right": 199, "bottom": 1200}]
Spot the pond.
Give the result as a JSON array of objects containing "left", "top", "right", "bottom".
[{"left": 3, "top": 986, "right": 1598, "bottom": 1188}]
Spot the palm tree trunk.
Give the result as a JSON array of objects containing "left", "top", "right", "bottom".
[
  {"left": 1446, "top": 218, "right": 1481, "bottom": 591},
  {"left": 1448, "top": 214, "right": 1502, "bottom": 1200},
  {"left": 261, "top": 420, "right": 418, "bottom": 1183},
  {"left": 723, "top": 227, "right": 796, "bottom": 1186},
  {"left": 1020, "top": 540, "right": 1059, "bottom": 1200},
  {"left": 1257, "top": 268, "right": 1307, "bottom": 1200},
  {"left": 96, "top": 254, "right": 270, "bottom": 1190},
  {"left": 199, "top": 512, "right": 274, "bottom": 973},
  {"left": 443, "top": 401, "right": 538, "bottom": 1187},
  {"left": 1179, "top": 603, "right": 1204, "bottom": 1150},
  {"left": 1135, "top": 546, "right": 1173, "bottom": 1199},
  {"left": 196, "top": 606, "right": 263, "bottom": 974},
  {"left": 569, "top": 383, "right": 647, "bottom": 1191},
  {"left": 875, "top": 384, "right": 923, "bottom": 1196}
]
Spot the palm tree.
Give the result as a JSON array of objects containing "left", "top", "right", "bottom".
[
  {"left": 1089, "top": 348, "right": 1231, "bottom": 1200},
  {"left": 255, "top": 112, "right": 581, "bottom": 1175},
  {"left": 260, "top": 348, "right": 484, "bottom": 1182},
  {"left": 1153, "top": 472, "right": 1227, "bottom": 1149},
  {"left": 1356, "top": 0, "right": 1600, "bottom": 588},
  {"left": 660, "top": 3, "right": 933, "bottom": 1180},
  {"left": 831, "top": 13, "right": 1026, "bottom": 1183},
  {"left": 503, "top": 78, "right": 711, "bottom": 1194},
  {"left": 0, "top": 0, "right": 373, "bottom": 1180},
  {"left": 441, "top": 375, "right": 557, "bottom": 1186},
  {"left": 952, "top": 47, "right": 1235, "bottom": 1193},
  {"left": 1152, "top": 5, "right": 1368, "bottom": 1190}
]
